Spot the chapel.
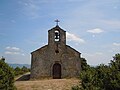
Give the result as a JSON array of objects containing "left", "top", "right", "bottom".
[{"left": 30, "top": 21, "right": 82, "bottom": 79}]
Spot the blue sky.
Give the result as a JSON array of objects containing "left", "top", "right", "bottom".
[{"left": 0, "top": 0, "right": 120, "bottom": 65}]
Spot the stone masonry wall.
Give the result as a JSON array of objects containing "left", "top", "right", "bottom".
[{"left": 30, "top": 26, "right": 81, "bottom": 79}]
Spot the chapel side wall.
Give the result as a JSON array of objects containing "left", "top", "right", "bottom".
[{"left": 30, "top": 53, "right": 35, "bottom": 79}]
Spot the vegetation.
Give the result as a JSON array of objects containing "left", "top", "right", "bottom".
[
  {"left": 0, "top": 59, "right": 16, "bottom": 90},
  {"left": 0, "top": 56, "right": 30, "bottom": 89},
  {"left": 81, "top": 58, "right": 90, "bottom": 71},
  {"left": 72, "top": 53, "right": 120, "bottom": 90},
  {"left": 14, "top": 66, "right": 30, "bottom": 76}
]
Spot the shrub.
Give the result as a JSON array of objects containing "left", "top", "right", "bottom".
[
  {"left": 72, "top": 53, "right": 120, "bottom": 90},
  {"left": 0, "top": 60, "right": 16, "bottom": 90},
  {"left": 14, "top": 66, "right": 30, "bottom": 76}
]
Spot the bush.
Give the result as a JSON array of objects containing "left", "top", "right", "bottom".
[
  {"left": 0, "top": 60, "right": 16, "bottom": 90},
  {"left": 72, "top": 53, "right": 120, "bottom": 90},
  {"left": 14, "top": 66, "right": 30, "bottom": 76},
  {"left": 81, "top": 58, "right": 90, "bottom": 71}
]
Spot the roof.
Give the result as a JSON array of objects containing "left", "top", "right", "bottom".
[
  {"left": 66, "top": 45, "right": 81, "bottom": 54},
  {"left": 48, "top": 25, "right": 66, "bottom": 32},
  {"left": 31, "top": 45, "right": 48, "bottom": 54}
]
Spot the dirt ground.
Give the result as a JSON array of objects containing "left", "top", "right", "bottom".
[{"left": 15, "top": 78, "right": 80, "bottom": 90}]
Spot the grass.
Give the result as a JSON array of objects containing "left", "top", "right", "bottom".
[{"left": 15, "top": 78, "right": 79, "bottom": 90}]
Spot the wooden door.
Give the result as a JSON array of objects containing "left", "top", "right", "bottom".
[{"left": 53, "top": 63, "right": 61, "bottom": 79}]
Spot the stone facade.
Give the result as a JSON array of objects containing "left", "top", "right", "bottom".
[{"left": 31, "top": 25, "right": 82, "bottom": 79}]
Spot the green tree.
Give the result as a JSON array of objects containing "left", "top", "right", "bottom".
[
  {"left": 0, "top": 56, "right": 5, "bottom": 62},
  {"left": 108, "top": 53, "right": 120, "bottom": 89},
  {"left": 14, "top": 66, "right": 22, "bottom": 76},
  {"left": 0, "top": 60, "right": 16, "bottom": 90},
  {"left": 81, "top": 58, "right": 90, "bottom": 71},
  {"left": 14, "top": 66, "right": 30, "bottom": 76},
  {"left": 21, "top": 66, "right": 29, "bottom": 72},
  {"left": 72, "top": 53, "right": 120, "bottom": 90}
]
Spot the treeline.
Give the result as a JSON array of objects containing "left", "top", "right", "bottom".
[
  {"left": 72, "top": 53, "right": 120, "bottom": 90},
  {"left": 14, "top": 66, "right": 30, "bottom": 76},
  {"left": 0, "top": 57, "right": 30, "bottom": 90}
]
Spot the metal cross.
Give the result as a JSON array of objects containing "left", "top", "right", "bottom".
[{"left": 55, "top": 19, "right": 60, "bottom": 26}]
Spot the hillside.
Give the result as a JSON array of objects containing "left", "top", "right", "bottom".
[{"left": 15, "top": 78, "right": 79, "bottom": 90}]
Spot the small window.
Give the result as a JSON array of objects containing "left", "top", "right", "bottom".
[
  {"left": 55, "top": 30, "right": 60, "bottom": 42},
  {"left": 55, "top": 50, "right": 59, "bottom": 53}
]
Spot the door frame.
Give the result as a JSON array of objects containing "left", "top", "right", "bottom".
[{"left": 52, "top": 63, "right": 61, "bottom": 79}]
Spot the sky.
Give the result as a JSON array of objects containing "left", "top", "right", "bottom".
[{"left": 0, "top": 0, "right": 120, "bottom": 66}]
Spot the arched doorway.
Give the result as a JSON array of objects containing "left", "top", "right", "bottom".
[{"left": 53, "top": 63, "right": 61, "bottom": 79}]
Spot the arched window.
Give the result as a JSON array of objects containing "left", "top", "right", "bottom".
[{"left": 54, "top": 30, "right": 60, "bottom": 42}]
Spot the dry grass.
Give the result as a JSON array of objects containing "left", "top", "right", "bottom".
[{"left": 15, "top": 78, "right": 79, "bottom": 90}]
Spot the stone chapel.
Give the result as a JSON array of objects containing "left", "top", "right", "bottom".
[{"left": 30, "top": 23, "right": 82, "bottom": 79}]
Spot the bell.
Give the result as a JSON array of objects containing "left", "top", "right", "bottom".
[
  {"left": 55, "top": 36, "right": 59, "bottom": 39},
  {"left": 55, "top": 32, "right": 59, "bottom": 39}
]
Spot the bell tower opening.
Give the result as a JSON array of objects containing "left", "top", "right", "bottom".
[
  {"left": 54, "top": 30, "right": 60, "bottom": 42},
  {"left": 48, "top": 20, "right": 66, "bottom": 46}
]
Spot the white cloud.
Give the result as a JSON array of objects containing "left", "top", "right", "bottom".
[
  {"left": 5, "top": 46, "right": 25, "bottom": 56},
  {"left": 100, "top": 20, "right": 120, "bottom": 29},
  {"left": 21, "top": 54, "right": 25, "bottom": 56},
  {"left": 5, "top": 51, "right": 20, "bottom": 55},
  {"left": 87, "top": 28, "right": 104, "bottom": 34},
  {"left": 92, "top": 35, "right": 95, "bottom": 37},
  {"left": 84, "top": 52, "right": 103, "bottom": 57},
  {"left": 82, "top": 52, "right": 111, "bottom": 65},
  {"left": 5, "top": 46, "right": 20, "bottom": 51},
  {"left": 113, "top": 43, "right": 120, "bottom": 46},
  {"left": 5, "top": 51, "right": 25, "bottom": 56},
  {"left": 66, "top": 32, "right": 85, "bottom": 43}
]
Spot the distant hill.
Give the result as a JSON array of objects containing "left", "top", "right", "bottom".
[{"left": 9, "top": 64, "right": 30, "bottom": 68}]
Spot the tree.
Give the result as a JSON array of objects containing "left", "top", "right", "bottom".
[
  {"left": 14, "top": 66, "right": 22, "bottom": 76},
  {"left": 0, "top": 60, "right": 16, "bottom": 90},
  {"left": 21, "top": 66, "right": 29, "bottom": 72},
  {"left": 14, "top": 66, "right": 30, "bottom": 76},
  {"left": 81, "top": 58, "right": 90, "bottom": 71},
  {"left": 108, "top": 53, "right": 120, "bottom": 89},
  {"left": 0, "top": 56, "right": 5, "bottom": 62},
  {"left": 72, "top": 53, "right": 120, "bottom": 90}
]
